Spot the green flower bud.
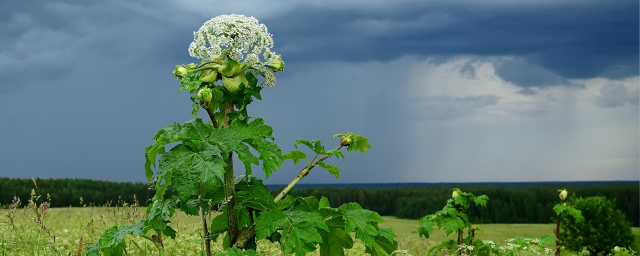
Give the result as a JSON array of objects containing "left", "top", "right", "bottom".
[
  {"left": 197, "top": 88, "right": 213, "bottom": 102},
  {"left": 452, "top": 191, "right": 460, "bottom": 198},
  {"left": 219, "top": 64, "right": 234, "bottom": 77},
  {"left": 187, "top": 63, "right": 197, "bottom": 69},
  {"left": 266, "top": 55, "right": 285, "bottom": 72},
  {"left": 231, "top": 63, "right": 249, "bottom": 76},
  {"left": 177, "top": 67, "right": 188, "bottom": 76},
  {"left": 222, "top": 76, "right": 240, "bottom": 93},
  {"left": 340, "top": 135, "right": 353, "bottom": 146},
  {"left": 199, "top": 70, "right": 219, "bottom": 82},
  {"left": 558, "top": 189, "right": 568, "bottom": 201}
]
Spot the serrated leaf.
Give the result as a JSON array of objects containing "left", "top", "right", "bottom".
[
  {"left": 255, "top": 210, "right": 288, "bottom": 240},
  {"left": 364, "top": 231, "right": 398, "bottom": 256},
  {"left": 177, "top": 72, "right": 203, "bottom": 96},
  {"left": 343, "top": 208, "right": 384, "bottom": 246},
  {"left": 278, "top": 195, "right": 296, "bottom": 210},
  {"left": 553, "top": 204, "right": 566, "bottom": 215},
  {"left": 283, "top": 150, "right": 307, "bottom": 165},
  {"left": 350, "top": 135, "right": 371, "bottom": 154},
  {"left": 566, "top": 206, "right": 585, "bottom": 223},
  {"left": 319, "top": 197, "right": 331, "bottom": 208},
  {"left": 209, "top": 118, "right": 282, "bottom": 178},
  {"left": 160, "top": 143, "right": 225, "bottom": 201},
  {"left": 145, "top": 122, "right": 183, "bottom": 180},
  {"left": 317, "top": 162, "right": 340, "bottom": 179},
  {"left": 474, "top": 195, "right": 489, "bottom": 208},
  {"left": 86, "top": 241, "right": 101, "bottom": 256},
  {"left": 441, "top": 216, "right": 465, "bottom": 236},
  {"left": 294, "top": 139, "right": 326, "bottom": 155},
  {"left": 295, "top": 196, "right": 320, "bottom": 212},
  {"left": 319, "top": 218, "right": 353, "bottom": 256},
  {"left": 282, "top": 221, "right": 323, "bottom": 256},
  {"left": 236, "top": 183, "right": 277, "bottom": 211},
  {"left": 285, "top": 210, "right": 329, "bottom": 233},
  {"left": 418, "top": 215, "right": 435, "bottom": 238},
  {"left": 180, "top": 118, "right": 213, "bottom": 150},
  {"left": 100, "top": 221, "right": 146, "bottom": 249}
]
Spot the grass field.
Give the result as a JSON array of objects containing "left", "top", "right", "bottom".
[{"left": 1, "top": 206, "right": 638, "bottom": 255}]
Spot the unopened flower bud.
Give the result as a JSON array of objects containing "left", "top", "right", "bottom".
[
  {"left": 558, "top": 189, "right": 568, "bottom": 201},
  {"left": 177, "top": 67, "right": 188, "bottom": 76},
  {"left": 340, "top": 135, "right": 353, "bottom": 146},
  {"left": 187, "top": 63, "right": 197, "bottom": 69},
  {"left": 197, "top": 88, "right": 213, "bottom": 102},
  {"left": 199, "top": 70, "right": 219, "bottom": 82},
  {"left": 452, "top": 191, "right": 460, "bottom": 198},
  {"left": 266, "top": 55, "right": 285, "bottom": 72}
]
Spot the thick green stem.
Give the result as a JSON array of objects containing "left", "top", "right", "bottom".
[
  {"left": 274, "top": 144, "right": 343, "bottom": 202},
  {"left": 223, "top": 102, "right": 239, "bottom": 247}
]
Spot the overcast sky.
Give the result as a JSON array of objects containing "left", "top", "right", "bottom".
[{"left": 0, "top": 0, "right": 638, "bottom": 184}]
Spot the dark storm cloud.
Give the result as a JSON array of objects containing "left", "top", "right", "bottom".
[
  {"left": 258, "top": 0, "right": 638, "bottom": 83},
  {"left": 494, "top": 57, "right": 585, "bottom": 91}
]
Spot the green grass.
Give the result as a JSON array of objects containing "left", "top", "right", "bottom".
[{"left": 1, "top": 207, "right": 638, "bottom": 255}]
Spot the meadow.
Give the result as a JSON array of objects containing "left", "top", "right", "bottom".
[{"left": 2, "top": 205, "right": 638, "bottom": 256}]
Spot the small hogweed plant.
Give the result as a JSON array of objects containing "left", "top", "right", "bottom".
[
  {"left": 88, "top": 14, "right": 399, "bottom": 256},
  {"left": 553, "top": 189, "right": 584, "bottom": 256},
  {"left": 418, "top": 188, "right": 489, "bottom": 255}
]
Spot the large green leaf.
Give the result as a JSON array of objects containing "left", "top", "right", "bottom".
[
  {"left": 208, "top": 118, "right": 282, "bottom": 177},
  {"left": 343, "top": 208, "right": 384, "bottom": 246},
  {"left": 319, "top": 218, "right": 353, "bottom": 256},
  {"left": 364, "top": 228, "right": 398, "bottom": 256},
  {"left": 236, "top": 183, "right": 278, "bottom": 211},
  {"left": 159, "top": 143, "right": 225, "bottom": 201}
]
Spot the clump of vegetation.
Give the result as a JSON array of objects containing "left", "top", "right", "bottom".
[
  {"left": 418, "top": 188, "right": 489, "bottom": 255},
  {"left": 561, "top": 196, "right": 639, "bottom": 255}
]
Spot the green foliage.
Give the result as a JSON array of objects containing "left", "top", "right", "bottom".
[
  {"left": 418, "top": 188, "right": 489, "bottom": 239},
  {"left": 561, "top": 196, "right": 640, "bottom": 255}
]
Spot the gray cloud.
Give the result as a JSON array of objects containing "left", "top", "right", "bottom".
[
  {"left": 410, "top": 95, "right": 502, "bottom": 121},
  {"left": 1, "top": 0, "right": 637, "bottom": 94},
  {"left": 592, "top": 82, "right": 639, "bottom": 108},
  {"left": 494, "top": 57, "right": 585, "bottom": 91}
]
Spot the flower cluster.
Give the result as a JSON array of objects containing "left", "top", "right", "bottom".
[{"left": 188, "top": 14, "right": 278, "bottom": 66}]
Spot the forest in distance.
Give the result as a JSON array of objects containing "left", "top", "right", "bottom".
[{"left": 0, "top": 177, "right": 637, "bottom": 226}]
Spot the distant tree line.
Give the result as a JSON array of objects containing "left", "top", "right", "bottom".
[
  {"left": 1, "top": 177, "right": 637, "bottom": 226},
  {"left": 274, "top": 184, "right": 639, "bottom": 227}
]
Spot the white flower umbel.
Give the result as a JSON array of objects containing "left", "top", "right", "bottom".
[{"left": 188, "top": 14, "right": 277, "bottom": 66}]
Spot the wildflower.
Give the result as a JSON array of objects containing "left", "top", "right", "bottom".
[{"left": 188, "top": 14, "right": 278, "bottom": 67}]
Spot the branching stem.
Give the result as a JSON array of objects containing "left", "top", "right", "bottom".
[{"left": 274, "top": 144, "right": 344, "bottom": 202}]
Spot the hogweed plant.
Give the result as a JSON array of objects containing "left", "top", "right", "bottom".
[
  {"left": 88, "top": 14, "right": 398, "bottom": 256},
  {"left": 552, "top": 189, "right": 584, "bottom": 256},
  {"left": 418, "top": 188, "right": 489, "bottom": 255}
]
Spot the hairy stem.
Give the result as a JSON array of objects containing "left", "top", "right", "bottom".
[
  {"left": 200, "top": 182, "right": 211, "bottom": 256},
  {"left": 223, "top": 102, "right": 239, "bottom": 246},
  {"left": 274, "top": 144, "right": 344, "bottom": 202},
  {"left": 200, "top": 101, "right": 218, "bottom": 128}
]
